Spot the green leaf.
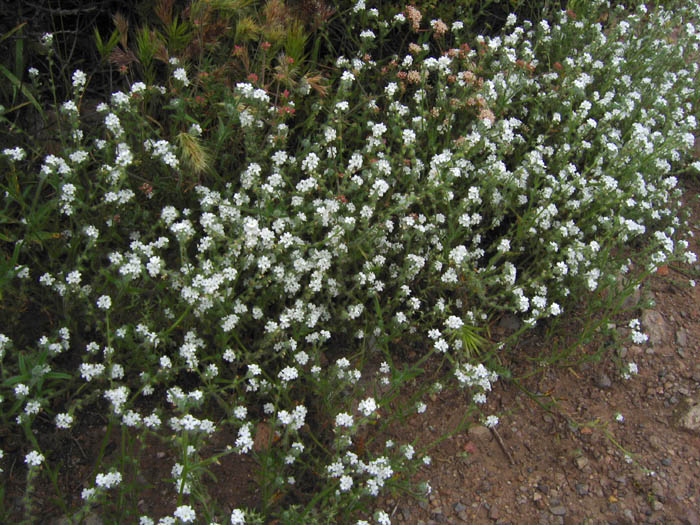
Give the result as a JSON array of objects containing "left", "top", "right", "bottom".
[{"left": 0, "top": 64, "right": 43, "bottom": 118}]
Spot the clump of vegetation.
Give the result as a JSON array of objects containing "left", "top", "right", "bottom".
[{"left": 1, "top": 0, "right": 698, "bottom": 523}]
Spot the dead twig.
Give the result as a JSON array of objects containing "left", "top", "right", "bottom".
[{"left": 490, "top": 427, "right": 515, "bottom": 465}]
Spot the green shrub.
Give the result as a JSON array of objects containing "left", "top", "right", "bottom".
[{"left": 1, "top": 0, "right": 699, "bottom": 522}]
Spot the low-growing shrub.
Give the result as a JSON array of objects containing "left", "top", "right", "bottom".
[{"left": 1, "top": 0, "right": 699, "bottom": 523}]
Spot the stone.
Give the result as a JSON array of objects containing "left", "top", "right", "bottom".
[
  {"left": 676, "top": 328, "right": 688, "bottom": 347},
  {"left": 575, "top": 456, "right": 589, "bottom": 469},
  {"left": 469, "top": 425, "right": 492, "bottom": 441},
  {"left": 641, "top": 310, "right": 670, "bottom": 347},
  {"left": 621, "top": 508, "right": 635, "bottom": 524},
  {"left": 674, "top": 394, "right": 700, "bottom": 434},
  {"left": 681, "top": 508, "right": 700, "bottom": 525},
  {"left": 621, "top": 286, "right": 641, "bottom": 309},
  {"left": 454, "top": 502, "right": 467, "bottom": 513},
  {"left": 596, "top": 373, "right": 612, "bottom": 389},
  {"left": 550, "top": 505, "right": 567, "bottom": 516}
]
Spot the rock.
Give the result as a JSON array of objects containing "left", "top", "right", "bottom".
[
  {"left": 454, "top": 502, "right": 467, "bottom": 513},
  {"left": 676, "top": 328, "right": 688, "bottom": 347},
  {"left": 652, "top": 501, "right": 664, "bottom": 512},
  {"left": 469, "top": 425, "right": 492, "bottom": 441},
  {"left": 575, "top": 456, "right": 589, "bottom": 470},
  {"left": 488, "top": 506, "right": 501, "bottom": 521},
  {"left": 674, "top": 394, "right": 700, "bottom": 434},
  {"left": 575, "top": 482, "right": 589, "bottom": 496},
  {"left": 650, "top": 481, "right": 665, "bottom": 501},
  {"left": 596, "top": 373, "right": 612, "bottom": 389},
  {"left": 621, "top": 285, "right": 641, "bottom": 309},
  {"left": 550, "top": 505, "right": 567, "bottom": 516},
  {"left": 641, "top": 310, "right": 670, "bottom": 347},
  {"left": 681, "top": 508, "right": 700, "bottom": 525},
  {"left": 621, "top": 508, "right": 635, "bottom": 524}
]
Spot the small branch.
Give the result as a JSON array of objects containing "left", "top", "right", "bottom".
[{"left": 490, "top": 426, "right": 515, "bottom": 465}]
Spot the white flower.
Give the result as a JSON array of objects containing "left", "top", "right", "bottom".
[
  {"left": 173, "top": 68, "right": 189, "bottom": 86},
  {"left": 3, "top": 147, "right": 26, "bottom": 161},
  {"left": 358, "top": 397, "right": 377, "bottom": 416},
  {"left": 340, "top": 475, "right": 353, "bottom": 491},
  {"left": 95, "top": 471, "right": 122, "bottom": 489},
  {"left": 278, "top": 366, "right": 298, "bottom": 382},
  {"left": 55, "top": 413, "right": 74, "bottom": 429},
  {"left": 230, "top": 509, "right": 246, "bottom": 525},
  {"left": 335, "top": 412, "right": 354, "bottom": 427},
  {"left": 484, "top": 415, "right": 499, "bottom": 428},
  {"left": 375, "top": 510, "right": 391, "bottom": 525},
  {"left": 72, "top": 69, "right": 87, "bottom": 90},
  {"left": 371, "top": 122, "right": 387, "bottom": 137},
  {"left": 96, "top": 295, "right": 112, "bottom": 310},
  {"left": 360, "top": 29, "right": 376, "bottom": 40},
  {"left": 445, "top": 315, "right": 463, "bottom": 330},
  {"left": 25, "top": 450, "right": 44, "bottom": 466},
  {"left": 173, "top": 505, "right": 196, "bottom": 523},
  {"left": 14, "top": 383, "right": 29, "bottom": 397}
]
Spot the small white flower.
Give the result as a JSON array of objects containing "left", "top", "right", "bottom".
[
  {"left": 230, "top": 509, "right": 246, "bottom": 525},
  {"left": 484, "top": 415, "right": 499, "bottom": 428},
  {"left": 173, "top": 505, "right": 196, "bottom": 523},
  {"left": 72, "top": 70, "right": 87, "bottom": 90},
  {"left": 55, "top": 413, "right": 74, "bottom": 429},
  {"left": 96, "top": 295, "right": 112, "bottom": 310},
  {"left": 339, "top": 474, "right": 353, "bottom": 491},
  {"left": 14, "top": 383, "right": 29, "bottom": 397},
  {"left": 335, "top": 412, "right": 354, "bottom": 427},
  {"left": 358, "top": 397, "right": 377, "bottom": 416},
  {"left": 360, "top": 29, "right": 376, "bottom": 41},
  {"left": 173, "top": 68, "right": 189, "bottom": 86},
  {"left": 25, "top": 450, "right": 45, "bottom": 467}
]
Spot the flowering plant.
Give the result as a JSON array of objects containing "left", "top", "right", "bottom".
[{"left": 0, "top": 0, "right": 698, "bottom": 522}]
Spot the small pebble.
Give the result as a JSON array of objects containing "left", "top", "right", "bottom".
[
  {"left": 550, "top": 505, "right": 567, "bottom": 516},
  {"left": 597, "top": 373, "right": 612, "bottom": 389}
]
